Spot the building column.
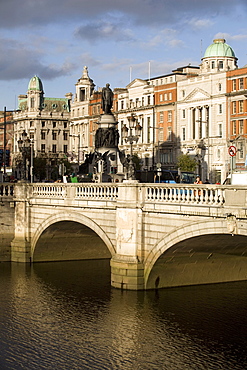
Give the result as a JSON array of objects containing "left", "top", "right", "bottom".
[{"left": 111, "top": 182, "right": 144, "bottom": 290}]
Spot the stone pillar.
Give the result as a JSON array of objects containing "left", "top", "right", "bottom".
[
  {"left": 11, "top": 183, "right": 31, "bottom": 263},
  {"left": 111, "top": 182, "right": 145, "bottom": 290}
]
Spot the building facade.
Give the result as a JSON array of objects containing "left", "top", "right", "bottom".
[{"left": 13, "top": 76, "right": 71, "bottom": 180}]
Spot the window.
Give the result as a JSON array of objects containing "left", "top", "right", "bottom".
[
  {"left": 42, "top": 121, "right": 45, "bottom": 128},
  {"left": 159, "top": 128, "right": 164, "bottom": 141},
  {"left": 218, "top": 60, "right": 223, "bottom": 69},
  {"left": 182, "top": 127, "right": 186, "bottom": 141},
  {"left": 30, "top": 121, "right": 33, "bottom": 127},
  {"left": 30, "top": 97, "right": 35, "bottom": 108},
  {"left": 182, "top": 90, "right": 185, "bottom": 98},
  {"left": 41, "top": 132, "right": 45, "bottom": 140},
  {"left": 63, "top": 145, "right": 68, "bottom": 153},
  {"left": 120, "top": 100, "right": 124, "bottom": 109},
  {"left": 53, "top": 122, "right": 56, "bottom": 128},
  {"left": 217, "top": 149, "right": 221, "bottom": 160},
  {"left": 147, "top": 117, "right": 151, "bottom": 143},
  {"left": 219, "top": 83, "right": 222, "bottom": 92},
  {"left": 239, "top": 78, "right": 244, "bottom": 90},
  {"left": 52, "top": 132, "right": 57, "bottom": 140},
  {"left": 218, "top": 123, "right": 222, "bottom": 138},
  {"left": 182, "top": 109, "right": 186, "bottom": 119},
  {"left": 239, "top": 100, "right": 244, "bottom": 113},
  {"left": 232, "top": 101, "right": 236, "bottom": 114},
  {"left": 233, "top": 121, "right": 237, "bottom": 135},
  {"left": 167, "top": 127, "right": 172, "bottom": 141},
  {"left": 52, "top": 144, "right": 57, "bottom": 153},
  {"left": 159, "top": 94, "right": 163, "bottom": 102},
  {"left": 168, "top": 110, "right": 172, "bottom": 122},
  {"left": 64, "top": 122, "right": 67, "bottom": 128},
  {"left": 164, "top": 93, "right": 167, "bottom": 101},
  {"left": 239, "top": 120, "right": 244, "bottom": 135},
  {"left": 147, "top": 95, "right": 151, "bottom": 105},
  {"left": 41, "top": 144, "right": 45, "bottom": 152},
  {"left": 159, "top": 112, "right": 164, "bottom": 123},
  {"left": 169, "top": 92, "right": 172, "bottom": 100},
  {"left": 238, "top": 142, "right": 244, "bottom": 159},
  {"left": 233, "top": 80, "right": 236, "bottom": 90},
  {"left": 211, "top": 61, "right": 215, "bottom": 69},
  {"left": 63, "top": 132, "right": 68, "bottom": 140},
  {"left": 219, "top": 104, "right": 222, "bottom": 114},
  {"left": 142, "top": 97, "right": 144, "bottom": 106}
]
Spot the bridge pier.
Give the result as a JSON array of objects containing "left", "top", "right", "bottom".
[
  {"left": 11, "top": 183, "right": 31, "bottom": 263},
  {"left": 111, "top": 182, "right": 145, "bottom": 290},
  {"left": 111, "top": 256, "right": 144, "bottom": 290}
]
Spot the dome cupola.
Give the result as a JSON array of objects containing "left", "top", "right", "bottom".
[
  {"left": 201, "top": 38, "right": 238, "bottom": 73},
  {"left": 28, "top": 75, "right": 44, "bottom": 92}
]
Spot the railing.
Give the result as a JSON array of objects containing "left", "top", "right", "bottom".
[
  {"left": 75, "top": 184, "right": 118, "bottom": 200},
  {"left": 32, "top": 184, "right": 67, "bottom": 198},
  {"left": 30, "top": 183, "right": 226, "bottom": 205},
  {"left": 0, "top": 183, "right": 14, "bottom": 197},
  {"left": 31, "top": 183, "right": 118, "bottom": 201},
  {"left": 145, "top": 184, "right": 225, "bottom": 206}
]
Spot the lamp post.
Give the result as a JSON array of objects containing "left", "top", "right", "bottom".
[
  {"left": 69, "top": 134, "right": 81, "bottom": 166},
  {"left": 17, "top": 131, "right": 31, "bottom": 181},
  {"left": 122, "top": 114, "right": 142, "bottom": 180}
]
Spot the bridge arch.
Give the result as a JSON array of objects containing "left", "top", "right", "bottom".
[
  {"left": 31, "top": 211, "right": 116, "bottom": 261},
  {"left": 144, "top": 218, "right": 247, "bottom": 288}
]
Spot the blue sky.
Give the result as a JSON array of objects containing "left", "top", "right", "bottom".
[{"left": 1, "top": 0, "right": 247, "bottom": 110}]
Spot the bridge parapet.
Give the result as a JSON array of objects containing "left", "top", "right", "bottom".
[{"left": 0, "top": 183, "right": 14, "bottom": 198}]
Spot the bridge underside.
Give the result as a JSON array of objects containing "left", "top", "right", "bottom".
[
  {"left": 33, "top": 221, "right": 111, "bottom": 262},
  {"left": 147, "top": 234, "right": 247, "bottom": 290}
]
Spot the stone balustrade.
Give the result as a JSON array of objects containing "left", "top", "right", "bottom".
[
  {"left": 0, "top": 183, "right": 14, "bottom": 197},
  {"left": 27, "top": 183, "right": 240, "bottom": 208}
]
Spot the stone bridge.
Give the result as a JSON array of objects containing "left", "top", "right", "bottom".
[{"left": 9, "top": 182, "right": 247, "bottom": 290}]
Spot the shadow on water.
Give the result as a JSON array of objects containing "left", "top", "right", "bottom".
[{"left": 0, "top": 260, "right": 246, "bottom": 370}]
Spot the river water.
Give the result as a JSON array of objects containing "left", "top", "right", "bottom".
[{"left": 0, "top": 259, "right": 246, "bottom": 370}]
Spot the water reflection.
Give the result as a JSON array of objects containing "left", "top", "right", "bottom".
[{"left": 0, "top": 260, "right": 246, "bottom": 370}]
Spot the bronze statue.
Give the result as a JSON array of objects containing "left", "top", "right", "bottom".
[{"left": 101, "top": 83, "right": 113, "bottom": 114}]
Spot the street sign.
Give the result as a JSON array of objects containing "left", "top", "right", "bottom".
[{"left": 228, "top": 145, "right": 237, "bottom": 157}]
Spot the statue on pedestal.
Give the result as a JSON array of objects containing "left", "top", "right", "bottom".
[{"left": 101, "top": 83, "right": 113, "bottom": 114}]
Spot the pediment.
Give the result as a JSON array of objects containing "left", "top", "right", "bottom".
[
  {"left": 184, "top": 88, "right": 211, "bottom": 102},
  {"left": 126, "top": 78, "right": 147, "bottom": 88}
]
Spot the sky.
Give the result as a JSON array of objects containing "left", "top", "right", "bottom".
[{"left": 1, "top": 0, "right": 247, "bottom": 110}]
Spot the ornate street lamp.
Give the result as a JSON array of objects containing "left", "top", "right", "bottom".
[
  {"left": 17, "top": 131, "right": 31, "bottom": 181},
  {"left": 122, "top": 114, "right": 142, "bottom": 180}
]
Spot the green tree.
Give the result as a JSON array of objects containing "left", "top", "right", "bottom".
[{"left": 176, "top": 154, "right": 197, "bottom": 172}]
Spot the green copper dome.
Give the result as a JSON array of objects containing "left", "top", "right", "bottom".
[
  {"left": 203, "top": 39, "right": 235, "bottom": 58},
  {"left": 28, "top": 75, "right": 44, "bottom": 92}
]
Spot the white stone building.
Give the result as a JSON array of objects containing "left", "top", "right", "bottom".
[
  {"left": 176, "top": 39, "right": 238, "bottom": 183},
  {"left": 13, "top": 75, "right": 71, "bottom": 179},
  {"left": 69, "top": 66, "right": 95, "bottom": 164}
]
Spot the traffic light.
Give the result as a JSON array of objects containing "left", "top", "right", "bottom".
[{"left": 5, "top": 150, "right": 10, "bottom": 166}]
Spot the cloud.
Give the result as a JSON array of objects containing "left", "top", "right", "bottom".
[
  {"left": 75, "top": 20, "right": 134, "bottom": 43},
  {"left": 214, "top": 32, "right": 247, "bottom": 41},
  {"left": 141, "top": 28, "right": 184, "bottom": 49},
  {"left": 0, "top": 0, "right": 246, "bottom": 29},
  {"left": 0, "top": 38, "right": 75, "bottom": 81},
  {"left": 187, "top": 18, "right": 214, "bottom": 30}
]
